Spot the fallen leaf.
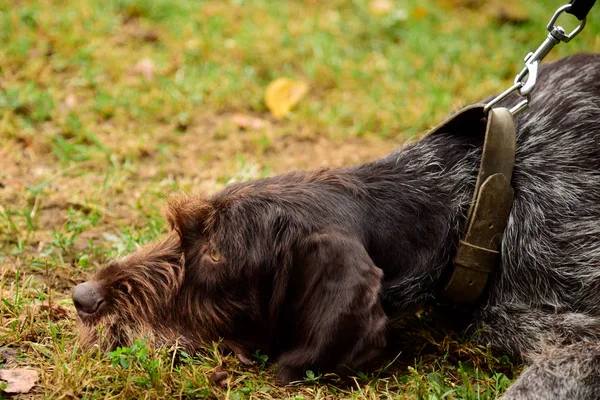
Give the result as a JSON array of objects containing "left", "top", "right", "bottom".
[
  {"left": 265, "top": 78, "right": 308, "bottom": 119},
  {"left": 231, "top": 113, "right": 267, "bottom": 131},
  {"left": 369, "top": 0, "right": 394, "bottom": 16},
  {"left": 132, "top": 58, "right": 155, "bottom": 80},
  {"left": 0, "top": 369, "right": 38, "bottom": 394}
]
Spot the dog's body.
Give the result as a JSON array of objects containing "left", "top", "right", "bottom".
[{"left": 73, "top": 53, "right": 600, "bottom": 398}]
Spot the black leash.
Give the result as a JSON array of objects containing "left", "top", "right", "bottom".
[{"left": 568, "top": 0, "right": 597, "bottom": 20}]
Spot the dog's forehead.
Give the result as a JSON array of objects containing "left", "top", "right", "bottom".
[{"left": 95, "top": 253, "right": 141, "bottom": 278}]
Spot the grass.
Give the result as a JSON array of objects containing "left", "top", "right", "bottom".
[{"left": 1, "top": 0, "right": 599, "bottom": 398}]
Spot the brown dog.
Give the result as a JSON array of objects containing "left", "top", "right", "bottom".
[
  {"left": 73, "top": 172, "right": 389, "bottom": 383},
  {"left": 74, "top": 54, "right": 600, "bottom": 397}
]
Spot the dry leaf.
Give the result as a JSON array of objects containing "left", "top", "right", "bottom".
[
  {"left": 0, "top": 369, "right": 38, "bottom": 394},
  {"left": 265, "top": 78, "right": 308, "bottom": 119},
  {"left": 231, "top": 113, "right": 267, "bottom": 131},
  {"left": 369, "top": 0, "right": 395, "bottom": 16},
  {"left": 132, "top": 58, "right": 155, "bottom": 80}
]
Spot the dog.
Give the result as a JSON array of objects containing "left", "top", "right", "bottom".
[{"left": 73, "top": 53, "right": 600, "bottom": 398}]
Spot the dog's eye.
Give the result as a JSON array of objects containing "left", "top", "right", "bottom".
[{"left": 209, "top": 248, "right": 222, "bottom": 262}]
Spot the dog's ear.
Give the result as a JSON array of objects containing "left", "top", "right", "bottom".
[
  {"left": 276, "top": 230, "right": 388, "bottom": 383},
  {"left": 166, "top": 196, "right": 213, "bottom": 248}
]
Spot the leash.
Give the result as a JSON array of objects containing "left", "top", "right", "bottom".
[{"left": 438, "top": 0, "right": 596, "bottom": 304}]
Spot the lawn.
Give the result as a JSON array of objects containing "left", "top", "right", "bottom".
[{"left": 1, "top": 0, "right": 600, "bottom": 398}]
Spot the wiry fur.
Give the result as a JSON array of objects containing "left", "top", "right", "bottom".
[{"left": 75, "top": 53, "right": 600, "bottom": 396}]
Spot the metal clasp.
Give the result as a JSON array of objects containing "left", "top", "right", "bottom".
[
  {"left": 485, "top": 3, "right": 587, "bottom": 116},
  {"left": 515, "top": 4, "right": 586, "bottom": 97},
  {"left": 483, "top": 82, "right": 530, "bottom": 116},
  {"left": 546, "top": 4, "right": 587, "bottom": 42}
]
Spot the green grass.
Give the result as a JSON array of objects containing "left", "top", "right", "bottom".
[{"left": 1, "top": 0, "right": 599, "bottom": 398}]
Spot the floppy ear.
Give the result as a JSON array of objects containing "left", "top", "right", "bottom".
[
  {"left": 276, "top": 230, "right": 388, "bottom": 383},
  {"left": 166, "top": 196, "right": 213, "bottom": 248}
]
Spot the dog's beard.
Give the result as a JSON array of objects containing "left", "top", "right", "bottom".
[{"left": 77, "top": 313, "right": 186, "bottom": 352}]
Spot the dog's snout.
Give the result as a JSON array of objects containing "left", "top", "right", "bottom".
[{"left": 72, "top": 281, "right": 105, "bottom": 315}]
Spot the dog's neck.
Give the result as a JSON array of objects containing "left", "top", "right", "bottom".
[{"left": 352, "top": 132, "right": 482, "bottom": 311}]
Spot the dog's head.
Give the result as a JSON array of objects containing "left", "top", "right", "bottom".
[{"left": 73, "top": 174, "right": 388, "bottom": 382}]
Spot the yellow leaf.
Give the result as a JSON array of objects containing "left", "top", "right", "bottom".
[{"left": 265, "top": 78, "right": 309, "bottom": 119}]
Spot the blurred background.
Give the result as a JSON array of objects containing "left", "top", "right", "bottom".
[{"left": 1, "top": 0, "right": 599, "bottom": 398}]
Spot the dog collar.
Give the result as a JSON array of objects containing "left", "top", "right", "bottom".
[{"left": 431, "top": 105, "right": 516, "bottom": 304}]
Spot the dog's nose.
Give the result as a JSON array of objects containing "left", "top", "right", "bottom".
[{"left": 72, "top": 282, "right": 105, "bottom": 315}]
